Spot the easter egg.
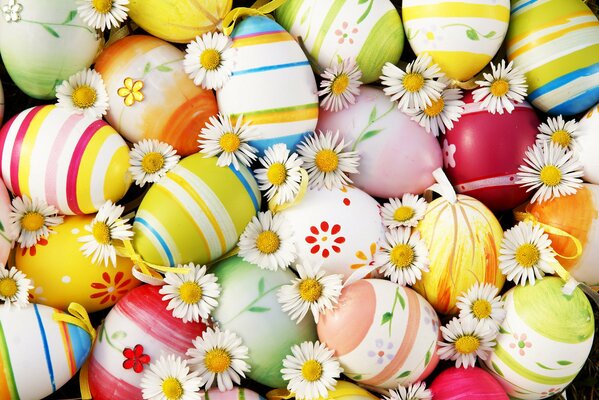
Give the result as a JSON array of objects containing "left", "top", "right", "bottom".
[
  {"left": 316, "top": 381, "right": 378, "bottom": 400},
  {"left": 318, "top": 279, "right": 440, "bottom": 389},
  {"left": 0, "top": 105, "right": 131, "bottom": 215},
  {"left": 316, "top": 86, "right": 443, "bottom": 198},
  {"left": 0, "top": 0, "right": 102, "bottom": 99},
  {"left": 0, "top": 303, "right": 92, "bottom": 400},
  {"left": 577, "top": 103, "right": 599, "bottom": 184},
  {"left": 89, "top": 284, "right": 207, "bottom": 400},
  {"left": 278, "top": 186, "right": 383, "bottom": 279},
  {"left": 95, "top": 35, "right": 218, "bottom": 156},
  {"left": 0, "top": 179, "right": 13, "bottom": 266},
  {"left": 127, "top": 0, "right": 232, "bottom": 43},
  {"left": 414, "top": 194, "right": 505, "bottom": 315},
  {"left": 203, "top": 387, "right": 265, "bottom": 400},
  {"left": 212, "top": 256, "right": 317, "bottom": 388},
  {"left": 402, "top": 0, "right": 510, "bottom": 81},
  {"left": 16, "top": 215, "right": 139, "bottom": 313},
  {"left": 483, "top": 277, "right": 594, "bottom": 399},
  {"left": 217, "top": 16, "right": 318, "bottom": 154},
  {"left": 429, "top": 367, "right": 508, "bottom": 399},
  {"left": 133, "top": 154, "right": 260, "bottom": 267},
  {"left": 275, "top": 0, "right": 403, "bottom": 84},
  {"left": 506, "top": 0, "right": 599, "bottom": 115},
  {"left": 443, "top": 93, "right": 539, "bottom": 211}
]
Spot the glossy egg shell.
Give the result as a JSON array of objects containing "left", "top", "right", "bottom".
[
  {"left": 577, "top": 104, "right": 599, "bottom": 184},
  {"left": 0, "top": 179, "right": 12, "bottom": 266},
  {"left": 202, "top": 387, "right": 265, "bottom": 400},
  {"left": 429, "top": 367, "right": 508, "bottom": 399}
]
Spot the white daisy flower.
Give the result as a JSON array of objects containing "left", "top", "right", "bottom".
[
  {"left": 77, "top": 0, "right": 129, "bottom": 32},
  {"left": 456, "top": 282, "right": 506, "bottom": 332},
  {"left": 297, "top": 130, "right": 360, "bottom": 190},
  {"left": 129, "top": 139, "right": 180, "bottom": 187},
  {"left": 375, "top": 228, "right": 429, "bottom": 286},
  {"left": 238, "top": 211, "right": 296, "bottom": 271},
  {"left": 186, "top": 327, "right": 250, "bottom": 392},
  {"left": 472, "top": 60, "right": 527, "bottom": 115},
  {"left": 78, "top": 201, "right": 133, "bottom": 267},
  {"left": 198, "top": 113, "right": 258, "bottom": 170},
  {"left": 0, "top": 266, "right": 33, "bottom": 312},
  {"left": 499, "top": 221, "right": 558, "bottom": 286},
  {"left": 384, "top": 382, "right": 432, "bottom": 400},
  {"left": 437, "top": 317, "right": 496, "bottom": 369},
  {"left": 380, "top": 53, "right": 446, "bottom": 111},
  {"left": 140, "top": 354, "right": 204, "bottom": 400},
  {"left": 55, "top": 68, "right": 109, "bottom": 119},
  {"left": 159, "top": 264, "right": 221, "bottom": 324},
  {"left": 254, "top": 144, "right": 303, "bottom": 206},
  {"left": 318, "top": 58, "right": 362, "bottom": 112},
  {"left": 536, "top": 115, "right": 580, "bottom": 150},
  {"left": 381, "top": 194, "right": 427, "bottom": 229},
  {"left": 9, "top": 195, "right": 63, "bottom": 249},
  {"left": 184, "top": 32, "right": 235, "bottom": 90},
  {"left": 516, "top": 141, "right": 583, "bottom": 203}
]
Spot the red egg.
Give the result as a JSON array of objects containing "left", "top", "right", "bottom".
[{"left": 430, "top": 367, "right": 508, "bottom": 399}]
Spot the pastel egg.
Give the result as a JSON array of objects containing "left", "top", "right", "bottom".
[
  {"left": 133, "top": 154, "right": 260, "bottom": 267},
  {"left": 217, "top": 16, "right": 318, "bottom": 154},
  {"left": 0, "top": 303, "right": 92, "bottom": 400},
  {"left": 414, "top": 194, "right": 505, "bottom": 315},
  {"left": 95, "top": 35, "right": 218, "bottom": 156},
  {"left": 0, "top": 0, "right": 102, "bottom": 99},
  {"left": 203, "top": 387, "right": 265, "bottom": 400},
  {"left": 211, "top": 256, "right": 317, "bottom": 388},
  {"left": 430, "top": 367, "right": 508, "bottom": 400},
  {"left": 577, "top": 103, "right": 599, "bottom": 184},
  {"left": 89, "top": 284, "right": 207, "bottom": 399},
  {"left": 506, "top": 0, "right": 599, "bottom": 115},
  {"left": 0, "top": 105, "right": 132, "bottom": 215},
  {"left": 0, "top": 179, "right": 13, "bottom": 266},
  {"left": 318, "top": 279, "right": 440, "bottom": 389},
  {"left": 316, "top": 381, "right": 378, "bottom": 400},
  {"left": 316, "top": 86, "right": 443, "bottom": 198},
  {"left": 483, "top": 277, "right": 594, "bottom": 399},
  {"left": 402, "top": 0, "right": 510, "bottom": 81},
  {"left": 275, "top": 0, "right": 403, "bottom": 84}
]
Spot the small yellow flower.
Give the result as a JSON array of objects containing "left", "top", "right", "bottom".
[{"left": 117, "top": 77, "right": 144, "bottom": 106}]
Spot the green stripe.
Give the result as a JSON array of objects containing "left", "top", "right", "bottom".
[
  {"left": 230, "top": 102, "right": 318, "bottom": 117},
  {"left": 239, "top": 388, "right": 246, "bottom": 400},
  {"left": 275, "top": 0, "right": 304, "bottom": 30},
  {"left": 0, "top": 323, "right": 19, "bottom": 400},
  {"left": 311, "top": 0, "right": 345, "bottom": 60}
]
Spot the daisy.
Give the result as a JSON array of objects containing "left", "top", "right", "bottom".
[
  {"left": 184, "top": 32, "right": 235, "bottom": 90},
  {"left": 159, "top": 264, "right": 221, "bottom": 323},
  {"left": 140, "top": 354, "right": 203, "bottom": 400},
  {"left": 318, "top": 58, "right": 362, "bottom": 112},
  {"left": 536, "top": 115, "right": 580, "bottom": 150},
  {"left": 129, "top": 139, "right": 180, "bottom": 187},
  {"left": 281, "top": 341, "right": 343, "bottom": 400},
  {"left": 499, "top": 221, "right": 557, "bottom": 286},
  {"left": 296, "top": 130, "right": 360, "bottom": 190},
  {"left": 238, "top": 211, "right": 296, "bottom": 271},
  {"left": 437, "top": 317, "right": 496, "bottom": 368},
  {"left": 375, "top": 228, "right": 429, "bottom": 286},
  {"left": 186, "top": 327, "right": 250, "bottom": 392},
  {"left": 254, "top": 144, "right": 303, "bottom": 205},
  {"left": 456, "top": 282, "right": 506, "bottom": 332},
  {"left": 380, "top": 194, "right": 427, "bottom": 229},
  {"left": 473, "top": 60, "right": 527, "bottom": 115},
  {"left": 55, "top": 68, "right": 109, "bottom": 119},
  {"left": 380, "top": 53, "right": 446, "bottom": 111},
  {"left": 384, "top": 382, "right": 432, "bottom": 400},
  {"left": 198, "top": 113, "right": 258, "bottom": 170},
  {"left": 77, "top": 0, "right": 129, "bottom": 31},
  {"left": 9, "top": 195, "right": 63, "bottom": 248},
  {"left": 79, "top": 201, "right": 133, "bottom": 267},
  {"left": 0, "top": 266, "right": 33, "bottom": 312},
  {"left": 516, "top": 141, "right": 583, "bottom": 203}
]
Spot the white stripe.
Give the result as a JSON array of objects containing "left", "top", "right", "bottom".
[
  {"left": 461, "top": 101, "right": 531, "bottom": 115},
  {"left": 511, "top": 0, "right": 553, "bottom": 18},
  {"left": 28, "top": 110, "right": 63, "bottom": 204},
  {"left": 233, "top": 40, "right": 306, "bottom": 71},
  {"left": 1, "top": 109, "right": 29, "bottom": 192},
  {"left": 90, "top": 134, "right": 126, "bottom": 209},
  {"left": 531, "top": 72, "right": 599, "bottom": 112},
  {"left": 134, "top": 209, "right": 180, "bottom": 265},
  {"left": 405, "top": 0, "right": 509, "bottom": 6}
]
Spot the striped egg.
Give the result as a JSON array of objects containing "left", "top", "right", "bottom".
[
  {"left": 402, "top": 0, "right": 510, "bottom": 81},
  {"left": 275, "top": 0, "right": 404, "bottom": 84},
  {"left": 95, "top": 35, "right": 218, "bottom": 156},
  {"left": 0, "top": 303, "right": 92, "bottom": 400},
  {"left": 318, "top": 279, "right": 441, "bottom": 389},
  {"left": 0, "top": 106, "right": 132, "bottom": 215},
  {"left": 133, "top": 154, "right": 260, "bottom": 267},
  {"left": 203, "top": 387, "right": 265, "bottom": 400},
  {"left": 0, "top": 179, "right": 12, "bottom": 266},
  {"left": 217, "top": 16, "right": 318, "bottom": 154},
  {"left": 577, "top": 103, "right": 599, "bottom": 184},
  {"left": 89, "top": 285, "right": 207, "bottom": 399},
  {"left": 507, "top": 0, "right": 599, "bottom": 115}
]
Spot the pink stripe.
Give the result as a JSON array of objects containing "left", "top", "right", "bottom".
[
  {"left": 89, "top": 355, "right": 141, "bottom": 400},
  {"left": 9, "top": 106, "right": 44, "bottom": 196},
  {"left": 455, "top": 173, "right": 519, "bottom": 193},
  {"left": 234, "top": 29, "right": 284, "bottom": 39},
  {"left": 0, "top": 115, "right": 17, "bottom": 191}
]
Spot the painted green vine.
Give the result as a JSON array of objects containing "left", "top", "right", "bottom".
[
  {"left": 220, "top": 276, "right": 283, "bottom": 325},
  {"left": 20, "top": 9, "right": 95, "bottom": 38},
  {"left": 97, "top": 323, "right": 127, "bottom": 353},
  {"left": 380, "top": 287, "right": 406, "bottom": 337},
  {"left": 351, "top": 102, "right": 395, "bottom": 151}
]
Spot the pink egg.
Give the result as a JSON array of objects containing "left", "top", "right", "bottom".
[
  {"left": 430, "top": 367, "right": 508, "bottom": 399},
  {"left": 202, "top": 387, "right": 264, "bottom": 400},
  {"left": 0, "top": 178, "right": 12, "bottom": 265}
]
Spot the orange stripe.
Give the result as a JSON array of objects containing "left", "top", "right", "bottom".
[
  {"left": 233, "top": 31, "right": 292, "bottom": 47},
  {"left": 507, "top": 11, "right": 591, "bottom": 47},
  {"left": 56, "top": 312, "right": 77, "bottom": 376}
]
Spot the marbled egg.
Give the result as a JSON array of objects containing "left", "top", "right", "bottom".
[
  {"left": 577, "top": 103, "right": 599, "bottom": 184},
  {"left": 430, "top": 367, "right": 508, "bottom": 399},
  {"left": 0, "top": 179, "right": 13, "bottom": 266}
]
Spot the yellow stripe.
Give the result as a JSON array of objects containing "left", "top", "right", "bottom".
[
  {"left": 232, "top": 106, "right": 318, "bottom": 125},
  {"left": 102, "top": 143, "right": 130, "bottom": 207},
  {"left": 402, "top": 2, "right": 509, "bottom": 21},
  {"left": 18, "top": 106, "right": 53, "bottom": 195},
  {"left": 233, "top": 31, "right": 292, "bottom": 48},
  {"left": 76, "top": 126, "right": 110, "bottom": 214},
  {"left": 507, "top": 11, "right": 591, "bottom": 48}
]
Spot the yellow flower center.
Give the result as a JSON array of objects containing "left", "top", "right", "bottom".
[
  {"left": 551, "top": 130, "right": 571, "bottom": 147},
  {"left": 179, "top": 281, "right": 203, "bottom": 305},
  {"left": 490, "top": 79, "right": 509, "bottom": 97},
  {"left": 515, "top": 243, "right": 540, "bottom": 267},
  {"left": 455, "top": 335, "right": 480, "bottom": 354},
  {"left": 255, "top": 230, "right": 280, "bottom": 254},
  {"left": 423, "top": 97, "right": 445, "bottom": 117},
  {"left": 92, "top": 221, "right": 111, "bottom": 245},
  {"left": 267, "top": 163, "right": 287, "bottom": 186},
  {"left": 390, "top": 244, "right": 415, "bottom": 268},
  {"left": 0, "top": 278, "right": 17, "bottom": 298},
  {"left": 393, "top": 206, "right": 415, "bottom": 222},
  {"left": 200, "top": 49, "right": 221, "bottom": 71},
  {"left": 72, "top": 85, "right": 97, "bottom": 109},
  {"left": 314, "top": 149, "right": 339, "bottom": 173},
  {"left": 92, "top": 0, "right": 113, "bottom": 13},
  {"left": 161, "top": 377, "right": 183, "bottom": 400},
  {"left": 141, "top": 152, "right": 165, "bottom": 174},
  {"left": 539, "top": 165, "right": 561, "bottom": 187},
  {"left": 402, "top": 73, "right": 425, "bottom": 93},
  {"left": 21, "top": 212, "right": 45, "bottom": 232},
  {"left": 298, "top": 278, "right": 322, "bottom": 303},
  {"left": 301, "top": 360, "right": 323, "bottom": 382},
  {"left": 204, "top": 348, "right": 231, "bottom": 373},
  {"left": 472, "top": 299, "right": 492, "bottom": 319},
  {"left": 219, "top": 132, "right": 241, "bottom": 153},
  {"left": 331, "top": 74, "right": 349, "bottom": 95}
]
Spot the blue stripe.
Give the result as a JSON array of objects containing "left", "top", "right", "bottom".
[
  {"left": 527, "top": 62, "right": 599, "bottom": 101},
  {"left": 547, "top": 85, "right": 599, "bottom": 115},
  {"left": 232, "top": 61, "right": 311, "bottom": 76},
  {"left": 66, "top": 323, "right": 91, "bottom": 370},
  {"left": 229, "top": 166, "right": 260, "bottom": 212},
  {"left": 135, "top": 217, "right": 175, "bottom": 266},
  {"left": 232, "top": 15, "right": 282, "bottom": 37},
  {"left": 250, "top": 131, "right": 310, "bottom": 155},
  {"left": 511, "top": 0, "right": 538, "bottom": 14},
  {"left": 33, "top": 304, "right": 56, "bottom": 392}
]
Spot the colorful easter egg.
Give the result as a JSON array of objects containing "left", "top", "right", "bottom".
[
  {"left": 217, "top": 16, "right": 318, "bottom": 154},
  {"left": 414, "top": 194, "right": 505, "bottom": 315},
  {"left": 203, "top": 387, "right": 265, "bottom": 400},
  {"left": 577, "top": 103, "right": 599, "bottom": 184},
  {"left": 402, "top": 0, "right": 510, "bottom": 81},
  {"left": 483, "top": 277, "right": 594, "bottom": 399},
  {"left": 318, "top": 279, "right": 440, "bottom": 389},
  {"left": 89, "top": 284, "right": 207, "bottom": 400},
  {"left": 278, "top": 186, "right": 383, "bottom": 279},
  {"left": 275, "top": 0, "right": 403, "bottom": 84},
  {"left": 430, "top": 367, "right": 508, "bottom": 399},
  {"left": 316, "top": 86, "right": 443, "bottom": 198},
  {"left": 95, "top": 35, "right": 218, "bottom": 156},
  {"left": 443, "top": 93, "right": 539, "bottom": 211},
  {"left": 133, "top": 154, "right": 260, "bottom": 267},
  {"left": 212, "top": 256, "right": 317, "bottom": 388},
  {"left": 0, "top": 303, "right": 92, "bottom": 400},
  {"left": 0, "top": 0, "right": 102, "bottom": 99},
  {"left": 0, "top": 179, "right": 13, "bottom": 266},
  {"left": 506, "top": 0, "right": 599, "bottom": 115},
  {"left": 0, "top": 105, "right": 131, "bottom": 215}
]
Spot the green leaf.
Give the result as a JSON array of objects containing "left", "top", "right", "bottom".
[
  {"left": 557, "top": 360, "right": 573, "bottom": 366},
  {"left": 396, "top": 290, "right": 406, "bottom": 310},
  {"left": 249, "top": 306, "right": 270, "bottom": 313},
  {"left": 498, "top": 325, "right": 510, "bottom": 335},
  {"left": 381, "top": 311, "right": 393, "bottom": 325},
  {"left": 258, "top": 277, "right": 265, "bottom": 295},
  {"left": 356, "top": 0, "right": 373, "bottom": 24},
  {"left": 536, "top": 362, "right": 555, "bottom": 370},
  {"left": 352, "top": 374, "right": 362, "bottom": 380},
  {"left": 336, "top": 54, "right": 343, "bottom": 65},
  {"left": 0, "top": 221, "right": 4, "bottom": 231},
  {"left": 368, "top": 106, "right": 377, "bottom": 125},
  {"left": 397, "top": 371, "right": 411, "bottom": 378},
  {"left": 491, "top": 361, "right": 504, "bottom": 377},
  {"left": 358, "top": 0, "right": 369, "bottom": 3},
  {"left": 42, "top": 24, "right": 60, "bottom": 38},
  {"left": 143, "top": 62, "right": 152, "bottom": 74},
  {"left": 483, "top": 30, "right": 497, "bottom": 38},
  {"left": 63, "top": 10, "right": 77, "bottom": 24},
  {"left": 156, "top": 65, "right": 173, "bottom": 72},
  {"left": 359, "top": 129, "right": 382, "bottom": 143},
  {"left": 111, "top": 330, "right": 127, "bottom": 340},
  {"left": 424, "top": 348, "right": 431, "bottom": 366},
  {"left": 466, "top": 28, "right": 479, "bottom": 41},
  {"left": 300, "top": 9, "right": 309, "bottom": 24}
]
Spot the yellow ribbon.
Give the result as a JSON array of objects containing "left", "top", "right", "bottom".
[
  {"left": 450, "top": 77, "right": 480, "bottom": 90},
  {"left": 222, "top": 0, "right": 289, "bottom": 36},
  {"left": 268, "top": 168, "right": 309, "bottom": 213},
  {"left": 266, "top": 389, "right": 295, "bottom": 400},
  {"left": 53, "top": 303, "right": 97, "bottom": 343},
  {"left": 114, "top": 240, "right": 190, "bottom": 279},
  {"left": 79, "top": 358, "right": 92, "bottom": 400}
]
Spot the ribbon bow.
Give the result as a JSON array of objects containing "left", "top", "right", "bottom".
[
  {"left": 222, "top": 0, "right": 289, "bottom": 36},
  {"left": 114, "top": 240, "right": 190, "bottom": 279},
  {"left": 53, "top": 303, "right": 96, "bottom": 342},
  {"left": 268, "top": 168, "right": 309, "bottom": 213}
]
